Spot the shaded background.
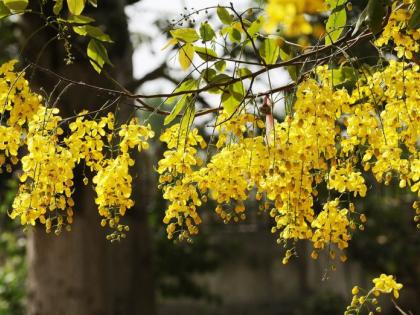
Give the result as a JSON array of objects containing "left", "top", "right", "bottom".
[{"left": 0, "top": 0, "right": 419, "bottom": 314}]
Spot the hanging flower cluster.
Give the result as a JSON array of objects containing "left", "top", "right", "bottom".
[
  {"left": 375, "top": 0, "right": 420, "bottom": 60},
  {"left": 0, "top": 1, "right": 418, "bottom": 255},
  {"left": 1, "top": 61, "right": 154, "bottom": 238},
  {"left": 158, "top": 59, "right": 419, "bottom": 263}
]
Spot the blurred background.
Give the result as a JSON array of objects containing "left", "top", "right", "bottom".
[{"left": 0, "top": 0, "right": 419, "bottom": 314}]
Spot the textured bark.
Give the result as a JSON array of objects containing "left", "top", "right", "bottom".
[{"left": 23, "top": 1, "right": 156, "bottom": 315}]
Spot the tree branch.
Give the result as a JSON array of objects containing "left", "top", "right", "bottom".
[{"left": 29, "top": 28, "right": 374, "bottom": 119}]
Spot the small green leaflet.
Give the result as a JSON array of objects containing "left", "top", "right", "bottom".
[
  {"left": 199, "top": 22, "right": 215, "bottom": 42},
  {"left": 170, "top": 28, "right": 199, "bottom": 43},
  {"left": 221, "top": 81, "right": 245, "bottom": 115},
  {"left": 215, "top": 60, "right": 226, "bottom": 72},
  {"left": 165, "top": 79, "right": 197, "bottom": 104},
  {"left": 3, "top": 0, "right": 28, "bottom": 11},
  {"left": 259, "top": 38, "right": 280, "bottom": 64},
  {"left": 194, "top": 46, "right": 217, "bottom": 61},
  {"left": 217, "top": 6, "right": 233, "bottom": 25},
  {"left": 325, "top": 0, "right": 347, "bottom": 7},
  {"left": 279, "top": 45, "right": 298, "bottom": 81},
  {"left": 66, "top": 15, "right": 95, "bottom": 24},
  {"left": 236, "top": 67, "right": 252, "bottom": 78},
  {"left": 53, "top": 0, "right": 63, "bottom": 15},
  {"left": 325, "top": 7, "right": 347, "bottom": 45},
  {"left": 161, "top": 38, "right": 178, "bottom": 51},
  {"left": 179, "top": 104, "right": 196, "bottom": 139},
  {"left": 207, "top": 74, "right": 231, "bottom": 94},
  {"left": 0, "top": 1, "right": 11, "bottom": 18},
  {"left": 164, "top": 94, "right": 193, "bottom": 125},
  {"left": 87, "top": 39, "right": 112, "bottom": 73},
  {"left": 201, "top": 68, "right": 216, "bottom": 83},
  {"left": 229, "top": 27, "right": 242, "bottom": 43},
  {"left": 73, "top": 25, "right": 113, "bottom": 42},
  {"left": 179, "top": 43, "right": 195, "bottom": 70},
  {"left": 67, "top": 0, "right": 85, "bottom": 15},
  {"left": 247, "top": 15, "right": 265, "bottom": 37},
  {"left": 331, "top": 66, "right": 357, "bottom": 88}
]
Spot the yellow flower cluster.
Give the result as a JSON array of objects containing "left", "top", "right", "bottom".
[
  {"left": 311, "top": 199, "right": 351, "bottom": 251},
  {"left": 0, "top": 60, "right": 42, "bottom": 172},
  {"left": 1, "top": 60, "right": 154, "bottom": 237},
  {"left": 65, "top": 112, "right": 112, "bottom": 169},
  {"left": 373, "top": 274, "right": 404, "bottom": 298},
  {"left": 264, "top": 0, "right": 326, "bottom": 36},
  {"left": 376, "top": 0, "right": 420, "bottom": 60},
  {"left": 346, "top": 274, "right": 403, "bottom": 314},
  {"left": 158, "top": 124, "right": 206, "bottom": 240},
  {"left": 328, "top": 164, "right": 367, "bottom": 197},
  {"left": 343, "top": 61, "right": 420, "bottom": 194},
  {"left": 159, "top": 60, "right": 419, "bottom": 263},
  {"left": 11, "top": 107, "right": 75, "bottom": 234},
  {"left": 93, "top": 118, "right": 154, "bottom": 241}
]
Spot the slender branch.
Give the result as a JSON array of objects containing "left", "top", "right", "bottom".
[
  {"left": 29, "top": 28, "right": 374, "bottom": 119},
  {"left": 230, "top": 3, "right": 265, "bottom": 66}
]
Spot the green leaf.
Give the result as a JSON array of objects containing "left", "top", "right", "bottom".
[
  {"left": 164, "top": 94, "right": 192, "bottom": 125},
  {"left": 3, "top": 0, "right": 28, "bottom": 11},
  {"left": 279, "top": 45, "right": 299, "bottom": 80},
  {"left": 194, "top": 46, "right": 217, "bottom": 61},
  {"left": 166, "top": 79, "right": 198, "bottom": 104},
  {"left": 236, "top": 67, "right": 252, "bottom": 78},
  {"left": 215, "top": 60, "right": 226, "bottom": 72},
  {"left": 179, "top": 43, "right": 195, "bottom": 70},
  {"left": 248, "top": 15, "right": 265, "bottom": 37},
  {"left": 325, "top": 8, "right": 347, "bottom": 45},
  {"left": 331, "top": 66, "right": 357, "bottom": 88},
  {"left": 87, "top": 39, "right": 112, "bottom": 73},
  {"left": 53, "top": 0, "right": 63, "bottom": 15},
  {"left": 217, "top": 6, "right": 233, "bottom": 25},
  {"left": 408, "top": 0, "right": 420, "bottom": 29},
  {"left": 366, "top": 0, "right": 386, "bottom": 34},
  {"left": 179, "top": 104, "right": 195, "bottom": 138},
  {"left": 325, "top": 0, "right": 347, "bottom": 7},
  {"left": 66, "top": 15, "right": 95, "bottom": 24},
  {"left": 229, "top": 28, "right": 242, "bottom": 43},
  {"left": 259, "top": 38, "right": 280, "bottom": 64},
  {"left": 201, "top": 68, "right": 216, "bottom": 83},
  {"left": 221, "top": 81, "right": 245, "bottom": 115},
  {"left": 199, "top": 22, "right": 215, "bottom": 42},
  {"left": 279, "top": 45, "right": 291, "bottom": 61},
  {"left": 207, "top": 74, "right": 231, "bottom": 94},
  {"left": 67, "top": 0, "right": 85, "bottom": 15},
  {"left": 73, "top": 25, "right": 113, "bottom": 42},
  {"left": 0, "top": 1, "right": 11, "bottom": 18},
  {"left": 170, "top": 28, "right": 199, "bottom": 43},
  {"left": 229, "top": 81, "right": 245, "bottom": 101},
  {"left": 161, "top": 38, "right": 178, "bottom": 51}
]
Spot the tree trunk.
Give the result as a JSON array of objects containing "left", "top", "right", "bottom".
[{"left": 22, "top": 1, "right": 157, "bottom": 315}]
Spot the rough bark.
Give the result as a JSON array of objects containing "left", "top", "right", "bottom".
[{"left": 22, "top": 1, "right": 156, "bottom": 315}]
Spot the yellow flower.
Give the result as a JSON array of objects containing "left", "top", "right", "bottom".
[{"left": 372, "top": 274, "right": 403, "bottom": 299}]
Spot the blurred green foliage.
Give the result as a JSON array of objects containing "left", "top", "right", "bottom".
[{"left": 0, "top": 177, "right": 26, "bottom": 315}]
